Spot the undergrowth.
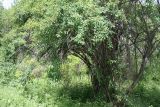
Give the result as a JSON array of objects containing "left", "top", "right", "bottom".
[{"left": 0, "top": 57, "right": 160, "bottom": 107}]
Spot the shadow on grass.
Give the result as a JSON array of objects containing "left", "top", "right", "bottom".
[
  {"left": 57, "top": 84, "right": 95, "bottom": 103},
  {"left": 55, "top": 84, "right": 109, "bottom": 107}
]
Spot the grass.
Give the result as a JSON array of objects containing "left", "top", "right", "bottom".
[
  {"left": 0, "top": 75, "right": 110, "bottom": 107},
  {"left": 1, "top": 74, "right": 160, "bottom": 107},
  {"left": 0, "top": 84, "right": 41, "bottom": 107},
  {"left": 0, "top": 57, "right": 160, "bottom": 107},
  {"left": 126, "top": 77, "right": 160, "bottom": 107}
]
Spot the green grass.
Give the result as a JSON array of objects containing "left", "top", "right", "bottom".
[
  {"left": 0, "top": 57, "right": 160, "bottom": 107},
  {"left": 1, "top": 71, "right": 160, "bottom": 107},
  {"left": 0, "top": 84, "right": 41, "bottom": 107},
  {"left": 127, "top": 77, "right": 160, "bottom": 107},
  {"left": 0, "top": 77, "right": 110, "bottom": 107}
]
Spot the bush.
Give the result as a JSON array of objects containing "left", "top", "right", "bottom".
[{"left": 0, "top": 62, "right": 16, "bottom": 84}]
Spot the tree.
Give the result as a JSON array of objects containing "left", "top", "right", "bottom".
[
  {"left": 37, "top": 0, "right": 122, "bottom": 101},
  {"left": 0, "top": 1, "right": 4, "bottom": 38},
  {"left": 4, "top": 0, "right": 160, "bottom": 104},
  {"left": 123, "top": 0, "right": 160, "bottom": 94}
]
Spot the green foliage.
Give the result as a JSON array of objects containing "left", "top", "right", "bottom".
[
  {"left": 0, "top": 54, "right": 109, "bottom": 107},
  {"left": 47, "top": 58, "right": 62, "bottom": 81},
  {"left": 0, "top": 0, "right": 160, "bottom": 106},
  {"left": 11, "top": 0, "right": 120, "bottom": 55},
  {"left": 0, "top": 62, "right": 16, "bottom": 84},
  {"left": 126, "top": 58, "right": 160, "bottom": 107},
  {"left": 20, "top": 76, "right": 112, "bottom": 107},
  {"left": 60, "top": 55, "right": 88, "bottom": 84},
  {"left": 0, "top": 85, "right": 41, "bottom": 107},
  {"left": 128, "top": 81, "right": 160, "bottom": 107}
]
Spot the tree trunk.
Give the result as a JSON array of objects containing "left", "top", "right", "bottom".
[
  {"left": 127, "top": 55, "right": 147, "bottom": 94},
  {"left": 91, "top": 72, "right": 100, "bottom": 95},
  {"left": 125, "top": 38, "right": 132, "bottom": 73}
]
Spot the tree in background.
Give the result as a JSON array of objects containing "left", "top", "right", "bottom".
[{"left": 0, "top": 2, "right": 4, "bottom": 38}]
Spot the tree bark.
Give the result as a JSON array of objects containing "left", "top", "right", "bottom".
[
  {"left": 91, "top": 71, "right": 100, "bottom": 95},
  {"left": 127, "top": 54, "right": 147, "bottom": 94}
]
